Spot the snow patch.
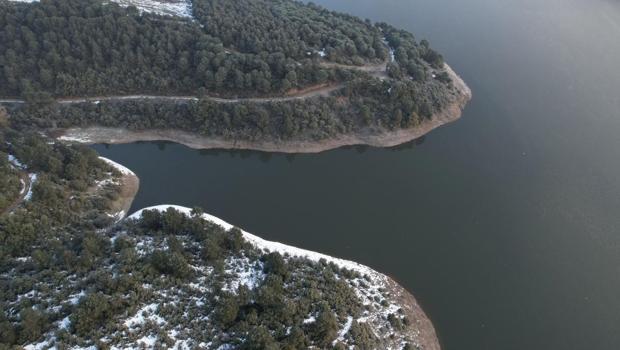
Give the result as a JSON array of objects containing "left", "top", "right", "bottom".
[
  {"left": 24, "top": 173, "right": 37, "bottom": 201},
  {"left": 108, "top": 210, "right": 126, "bottom": 223},
  {"left": 136, "top": 334, "right": 158, "bottom": 347},
  {"left": 303, "top": 315, "right": 316, "bottom": 324},
  {"left": 23, "top": 338, "right": 54, "bottom": 350},
  {"left": 99, "top": 157, "right": 135, "bottom": 176},
  {"left": 216, "top": 345, "right": 235, "bottom": 350},
  {"left": 336, "top": 316, "right": 354, "bottom": 342},
  {"left": 67, "top": 290, "right": 86, "bottom": 305},
  {"left": 110, "top": 0, "right": 193, "bottom": 18},
  {"left": 16, "top": 289, "right": 36, "bottom": 303},
  {"left": 223, "top": 257, "right": 265, "bottom": 292},
  {"left": 171, "top": 339, "right": 191, "bottom": 350},
  {"left": 382, "top": 38, "right": 396, "bottom": 63},
  {"left": 8, "top": 154, "right": 24, "bottom": 169},
  {"left": 124, "top": 303, "right": 166, "bottom": 329},
  {"left": 59, "top": 316, "right": 71, "bottom": 330},
  {"left": 135, "top": 236, "right": 156, "bottom": 257}
]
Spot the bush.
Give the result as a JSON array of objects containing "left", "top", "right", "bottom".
[
  {"left": 215, "top": 294, "right": 240, "bottom": 328},
  {"left": 311, "top": 303, "right": 339, "bottom": 347},
  {"left": 242, "top": 326, "right": 278, "bottom": 350},
  {"left": 71, "top": 293, "right": 112, "bottom": 336},
  {"left": 149, "top": 250, "right": 191, "bottom": 279},
  {"left": 18, "top": 308, "right": 48, "bottom": 343},
  {"left": 263, "top": 252, "right": 289, "bottom": 279}
]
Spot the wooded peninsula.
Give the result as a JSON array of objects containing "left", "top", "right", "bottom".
[{"left": 1, "top": 0, "right": 471, "bottom": 152}]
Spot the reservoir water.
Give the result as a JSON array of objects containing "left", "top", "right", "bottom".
[{"left": 94, "top": 0, "right": 620, "bottom": 348}]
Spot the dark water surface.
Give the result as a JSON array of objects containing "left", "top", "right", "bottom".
[{"left": 94, "top": 0, "right": 620, "bottom": 348}]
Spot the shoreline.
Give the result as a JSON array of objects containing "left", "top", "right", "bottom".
[
  {"left": 129, "top": 205, "right": 441, "bottom": 349},
  {"left": 54, "top": 64, "right": 471, "bottom": 154}
]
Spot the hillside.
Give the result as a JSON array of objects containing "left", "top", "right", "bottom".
[{"left": 1, "top": 0, "right": 471, "bottom": 152}]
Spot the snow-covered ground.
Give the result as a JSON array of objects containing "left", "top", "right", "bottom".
[
  {"left": 128, "top": 205, "right": 420, "bottom": 349},
  {"left": 110, "top": 0, "right": 192, "bottom": 18},
  {"left": 17, "top": 202, "right": 421, "bottom": 349}
]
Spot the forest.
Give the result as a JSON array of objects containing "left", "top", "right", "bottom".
[
  {"left": 0, "top": 0, "right": 345, "bottom": 98},
  {"left": 0, "top": 0, "right": 448, "bottom": 99}
]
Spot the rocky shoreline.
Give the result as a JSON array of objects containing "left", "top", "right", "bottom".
[{"left": 129, "top": 205, "right": 441, "bottom": 349}]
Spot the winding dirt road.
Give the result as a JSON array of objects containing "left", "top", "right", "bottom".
[
  {"left": 0, "top": 60, "right": 389, "bottom": 106},
  {"left": 2, "top": 170, "right": 32, "bottom": 215}
]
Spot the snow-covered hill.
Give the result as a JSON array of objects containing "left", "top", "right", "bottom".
[{"left": 17, "top": 205, "right": 434, "bottom": 349}]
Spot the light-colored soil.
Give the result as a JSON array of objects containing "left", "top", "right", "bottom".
[
  {"left": 319, "top": 59, "right": 389, "bottom": 80},
  {"left": 111, "top": 171, "right": 140, "bottom": 219}
]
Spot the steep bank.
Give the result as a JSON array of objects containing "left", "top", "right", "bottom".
[
  {"left": 54, "top": 64, "right": 471, "bottom": 154},
  {"left": 128, "top": 205, "right": 441, "bottom": 350},
  {"left": 98, "top": 157, "right": 140, "bottom": 221}
]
